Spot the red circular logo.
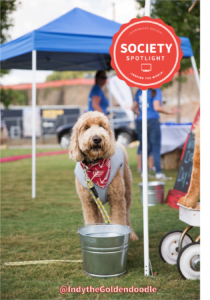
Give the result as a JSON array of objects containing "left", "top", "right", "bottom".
[{"left": 110, "top": 17, "right": 183, "bottom": 89}]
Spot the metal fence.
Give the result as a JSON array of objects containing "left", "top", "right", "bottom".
[
  {"left": 1, "top": 116, "right": 23, "bottom": 139},
  {"left": 1, "top": 114, "right": 79, "bottom": 140}
]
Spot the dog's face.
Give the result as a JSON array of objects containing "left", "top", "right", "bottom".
[{"left": 69, "top": 111, "right": 116, "bottom": 162}]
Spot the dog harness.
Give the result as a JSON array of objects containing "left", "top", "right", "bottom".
[{"left": 74, "top": 144, "right": 124, "bottom": 204}]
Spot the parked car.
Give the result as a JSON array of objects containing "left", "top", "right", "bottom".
[{"left": 56, "top": 108, "right": 138, "bottom": 148}]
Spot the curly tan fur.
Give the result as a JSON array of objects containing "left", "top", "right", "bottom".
[
  {"left": 69, "top": 111, "right": 116, "bottom": 162},
  {"left": 178, "top": 119, "right": 200, "bottom": 209},
  {"left": 69, "top": 111, "right": 138, "bottom": 241}
]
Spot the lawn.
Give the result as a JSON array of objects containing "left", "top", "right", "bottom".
[{"left": 1, "top": 147, "right": 200, "bottom": 299}]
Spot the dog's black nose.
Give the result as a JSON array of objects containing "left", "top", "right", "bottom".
[{"left": 93, "top": 136, "right": 102, "bottom": 144}]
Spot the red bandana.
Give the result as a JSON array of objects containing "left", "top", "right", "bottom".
[{"left": 81, "top": 158, "right": 111, "bottom": 189}]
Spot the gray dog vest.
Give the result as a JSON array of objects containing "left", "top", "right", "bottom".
[{"left": 74, "top": 144, "right": 124, "bottom": 205}]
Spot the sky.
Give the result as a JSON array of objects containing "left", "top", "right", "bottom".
[{"left": 0, "top": 0, "right": 142, "bottom": 86}]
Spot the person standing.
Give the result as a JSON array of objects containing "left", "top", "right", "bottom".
[
  {"left": 88, "top": 70, "right": 109, "bottom": 115},
  {"left": 132, "top": 88, "right": 175, "bottom": 179}
]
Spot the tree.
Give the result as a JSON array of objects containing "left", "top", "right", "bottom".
[
  {"left": 136, "top": 0, "right": 200, "bottom": 121},
  {"left": 0, "top": 89, "right": 13, "bottom": 108},
  {"left": 136, "top": 0, "right": 200, "bottom": 70},
  {"left": 0, "top": 88, "right": 27, "bottom": 108},
  {"left": 46, "top": 71, "right": 95, "bottom": 82},
  {"left": 0, "top": 0, "right": 20, "bottom": 107}
]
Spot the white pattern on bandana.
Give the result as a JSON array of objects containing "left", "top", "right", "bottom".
[{"left": 81, "top": 158, "right": 111, "bottom": 189}]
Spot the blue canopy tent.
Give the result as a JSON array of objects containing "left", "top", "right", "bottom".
[
  {"left": 1, "top": 7, "right": 198, "bottom": 73},
  {"left": 0, "top": 7, "right": 200, "bottom": 202},
  {"left": 0, "top": 8, "right": 121, "bottom": 71}
]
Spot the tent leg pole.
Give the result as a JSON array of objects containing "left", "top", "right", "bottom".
[
  {"left": 32, "top": 50, "right": 36, "bottom": 199},
  {"left": 190, "top": 56, "right": 200, "bottom": 93},
  {"left": 145, "top": 0, "right": 151, "bottom": 16},
  {"left": 143, "top": 0, "right": 151, "bottom": 277},
  {"left": 108, "top": 72, "right": 114, "bottom": 129},
  {"left": 142, "top": 90, "right": 149, "bottom": 276}
]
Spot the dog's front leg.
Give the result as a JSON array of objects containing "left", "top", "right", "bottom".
[
  {"left": 178, "top": 143, "right": 200, "bottom": 209},
  {"left": 107, "top": 168, "right": 126, "bottom": 225},
  {"left": 76, "top": 179, "right": 99, "bottom": 224}
]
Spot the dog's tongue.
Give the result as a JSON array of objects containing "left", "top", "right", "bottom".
[{"left": 81, "top": 158, "right": 111, "bottom": 189}]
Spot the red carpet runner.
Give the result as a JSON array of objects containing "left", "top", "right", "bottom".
[{"left": 0, "top": 150, "right": 68, "bottom": 163}]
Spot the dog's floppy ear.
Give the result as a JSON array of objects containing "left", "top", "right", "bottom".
[
  {"left": 69, "top": 123, "right": 84, "bottom": 162},
  {"left": 103, "top": 121, "right": 116, "bottom": 158}
]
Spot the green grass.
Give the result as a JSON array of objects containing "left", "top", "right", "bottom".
[{"left": 1, "top": 148, "right": 200, "bottom": 299}]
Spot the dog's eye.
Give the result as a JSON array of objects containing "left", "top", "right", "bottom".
[{"left": 84, "top": 126, "right": 90, "bottom": 130}]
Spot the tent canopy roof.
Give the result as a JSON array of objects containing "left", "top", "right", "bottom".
[{"left": 0, "top": 8, "right": 194, "bottom": 71}]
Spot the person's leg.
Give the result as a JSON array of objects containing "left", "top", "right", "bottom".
[
  {"left": 148, "top": 139, "right": 154, "bottom": 170},
  {"left": 148, "top": 155, "right": 154, "bottom": 170},
  {"left": 137, "top": 154, "right": 142, "bottom": 170},
  {"left": 148, "top": 119, "right": 161, "bottom": 174},
  {"left": 136, "top": 120, "right": 142, "bottom": 171}
]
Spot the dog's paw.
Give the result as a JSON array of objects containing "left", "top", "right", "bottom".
[
  {"left": 196, "top": 205, "right": 200, "bottom": 210},
  {"left": 185, "top": 198, "right": 199, "bottom": 209},
  {"left": 130, "top": 231, "right": 139, "bottom": 241},
  {"left": 179, "top": 197, "right": 198, "bottom": 209},
  {"left": 178, "top": 197, "right": 187, "bottom": 206}
]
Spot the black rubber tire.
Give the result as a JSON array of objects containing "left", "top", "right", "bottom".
[
  {"left": 177, "top": 242, "right": 200, "bottom": 280},
  {"left": 116, "top": 131, "right": 132, "bottom": 146},
  {"left": 60, "top": 133, "right": 71, "bottom": 149},
  {"left": 159, "top": 230, "right": 193, "bottom": 263}
]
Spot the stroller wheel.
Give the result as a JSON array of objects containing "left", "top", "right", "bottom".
[
  {"left": 159, "top": 230, "right": 193, "bottom": 265},
  {"left": 177, "top": 242, "right": 200, "bottom": 280}
]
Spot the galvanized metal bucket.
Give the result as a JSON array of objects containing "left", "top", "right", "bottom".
[
  {"left": 78, "top": 223, "right": 131, "bottom": 278},
  {"left": 138, "top": 181, "right": 165, "bottom": 206}
]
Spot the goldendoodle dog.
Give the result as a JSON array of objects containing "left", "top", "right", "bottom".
[
  {"left": 178, "top": 119, "right": 200, "bottom": 209},
  {"left": 69, "top": 111, "right": 138, "bottom": 241}
]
